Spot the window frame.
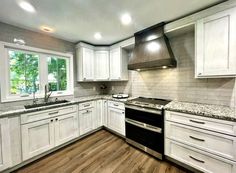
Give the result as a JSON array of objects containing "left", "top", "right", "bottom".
[{"left": 0, "top": 42, "right": 74, "bottom": 102}]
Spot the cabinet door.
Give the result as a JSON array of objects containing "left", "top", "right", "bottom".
[
  {"left": 0, "top": 118, "right": 11, "bottom": 172},
  {"left": 103, "top": 100, "right": 108, "bottom": 127},
  {"left": 94, "top": 100, "right": 103, "bottom": 129},
  {"left": 110, "top": 48, "right": 121, "bottom": 80},
  {"left": 21, "top": 119, "right": 54, "bottom": 160},
  {"left": 54, "top": 113, "right": 78, "bottom": 146},
  {"left": 82, "top": 47, "right": 94, "bottom": 80},
  {"left": 79, "top": 108, "right": 94, "bottom": 135},
  {"left": 196, "top": 8, "right": 236, "bottom": 77},
  {"left": 95, "top": 51, "right": 110, "bottom": 80},
  {"left": 107, "top": 107, "right": 125, "bottom": 136}
]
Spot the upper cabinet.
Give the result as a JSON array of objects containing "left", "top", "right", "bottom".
[
  {"left": 195, "top": 8, "right": 236, "bottom": 78},
  {"left": 76, "top": 38, "right": 134, "bottom": 82},
  {"left": 110, "top": 47, "right": 128, "bottom": 80},
  {"left": 94, "top": 50, "right": 110, "bottom": 80}
]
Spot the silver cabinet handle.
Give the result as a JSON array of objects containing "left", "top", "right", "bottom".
[
  {"left": 198, "top": 73, "right": 202, "bottom": 75},
  {"left": 84, "top": 104, "right": 91, "bottom": 107},
  {"left": 189, "top": 119, "right": 205, "bottom": 124},
  {"left": 189, "top": 156, "right": 205, "bottom": 163},
  {"left": 114, "top": 104, "right": 119, "bottom": 106},
  {"left": 189, "top": 136, "right": 205, "bottom": 142},
  {"left": 48, "top": 111, "right": 59, "bottom": 115}
]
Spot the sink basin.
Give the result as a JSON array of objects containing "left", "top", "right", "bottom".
[{"left": 24, "top": 100, "right": 70, "bottom": 109}]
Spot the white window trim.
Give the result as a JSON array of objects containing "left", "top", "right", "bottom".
[{"left": 0, "top": 41, "right": 74, "bottom": 103}]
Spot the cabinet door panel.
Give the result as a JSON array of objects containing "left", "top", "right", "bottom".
[
  {"left": 95, "top": 51, "right": 109, "bottom": 80},
  {"left": 82, "top": 48, "right": 94, "bottom": 80},
  {"left": 21, "top": 119, "right": 54, "bottom": 160},
  {"left": 0, "top": 118, "right": 11, "bottom": 171},
  {"left": 94, "top": 100, "right": 102, "bottom": 129},
  {"left": 196, "top": 8, "right": 236, "bottom": 77},
  {"left": 55, "top": 113, "right": 78, "bottom": 146},
  {"left": 110, "top": 48, "right": 121, "bottom": 80},
  {"left": 79, "top": 109, "right": 94, "bottom": 135},
  {"left": 108, "top": 107, "right": 125, "bottom": 135}
]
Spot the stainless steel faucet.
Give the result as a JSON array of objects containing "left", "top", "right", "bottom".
[
  {"left": 44, "top": 84, "right": 52, "bottom": 103},
  {"left": 32, "top": 91, "right": 38, "bottom": 104}
]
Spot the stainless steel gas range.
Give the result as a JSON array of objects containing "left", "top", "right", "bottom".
[{"left": 125, "top": 97, "right": 171, "bottom": 160}]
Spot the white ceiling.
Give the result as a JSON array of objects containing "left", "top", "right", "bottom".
[{"left": 0, "top": 0, "right": 224, "bottom": 44}]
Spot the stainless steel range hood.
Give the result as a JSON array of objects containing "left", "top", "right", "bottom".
[{"left": 128, "top": 22, "right": 176, "bottom": 70}]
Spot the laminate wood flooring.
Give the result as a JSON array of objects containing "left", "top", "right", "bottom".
[{"left": 14, "top": 130, "right": 190, "bottom": 173}]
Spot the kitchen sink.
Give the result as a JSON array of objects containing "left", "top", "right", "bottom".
[{"left": 24, "top": 100, "right": 70, "bottom": 109}]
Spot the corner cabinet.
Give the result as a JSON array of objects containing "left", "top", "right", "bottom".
[
  {"left": 94, "top": 51, "right": 110, "bottom": 81},
  {"left": 195, "top": 7, "right": 236, "bottom": 78},
  {"left": 0, "top": 118, "right": 11, "bottom": 172},
  {"left": 76, "top": 39, "right": 132, "bottom": 82}
]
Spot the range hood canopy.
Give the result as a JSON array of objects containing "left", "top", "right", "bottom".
[{"left": 128, "top": 22, "right": 176, "bottom": 70}]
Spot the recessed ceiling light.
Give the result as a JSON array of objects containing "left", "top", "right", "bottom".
[
  {"left": 94, "top": 32, "right": 102, "bottom": 40},
  {"left": 18, "top": 1, "right": 36, "bottom": 13},
  {"left": 40, "top": 26, "right": 54, "bottom": 33},
  {"left": 121, "top": 13, "right": 132, "bottom": 25}
]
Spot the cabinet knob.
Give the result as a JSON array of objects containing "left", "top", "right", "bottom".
[
  {"left": 51, "top": 119, "right": 53, "bottom": 122},
  {"left": 122, "top": 112, "right": 125, "bottom": 114},
  {"left": 55, "top": 118, "right": 58, "bottom": 121}
]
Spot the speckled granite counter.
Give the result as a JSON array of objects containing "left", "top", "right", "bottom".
[
  {"left": 0, "top": 95, "right": 134, "bottom": 118},
  {"left": 165, "top": 101, "right": 236, "bottom": 122}
]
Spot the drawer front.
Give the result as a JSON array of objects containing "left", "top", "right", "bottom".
[
  {"left": 165, "top": 122, "right": 236, "bottom": 161},
  {"left": 78, "top": 101, "right": 94, "bottom": 110},
  {"left": 108, "top": 101, "right": 124, "bottom": 110},
  {"left": 165, "top": 139, "right": 236, "bottom": 173},
  {"left": 21, "top": 105, "right": 77, "bottom": 124},
  {"left": 165, "top": 111, "right": 236, "bottom": 136}
]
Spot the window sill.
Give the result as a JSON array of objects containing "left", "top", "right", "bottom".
[{"left": 1, "top": 92, "right": 74, "bottom": 103}]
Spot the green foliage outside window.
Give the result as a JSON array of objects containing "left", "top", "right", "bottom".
[
  {"left": 9, "top": 50, "right": 39, "bottom": 95},
  {"left": 47, "top": 57, "right": 67, "bottom": 91}
]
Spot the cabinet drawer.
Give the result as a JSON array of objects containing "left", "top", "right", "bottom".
[
  {"left": 108, "top": 101, "right": 124, "bottom": 110},
  {"left": 165, "top": 111, "right": 236, "bottom": 136},
  {"left": 78, "top": 101, "right": 94, "bottom": 110},
  {"left": 21, "top": 105, "right": 77, "bottom": 124},
  {"left": 165, "top": 139, "right": 236, "bottom": 173},
  {"left": 165, "top": 122, "right": 236, "bottom": 161}
]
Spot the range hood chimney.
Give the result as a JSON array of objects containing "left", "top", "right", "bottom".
[{"left": 128, "top": 22, "right": 176, "bottom": 70}]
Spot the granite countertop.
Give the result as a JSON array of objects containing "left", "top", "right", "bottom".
[
  {"left": 0, "top": 95, "right": 135, "bottom": 118},
  {"left": 165, "top": 101, "right": 236, "bottom": 122}
]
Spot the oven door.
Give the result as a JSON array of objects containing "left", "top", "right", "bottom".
[{"left": 125, "top": 118, "right": 164, "bottom": 158}]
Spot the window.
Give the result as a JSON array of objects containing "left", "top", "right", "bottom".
[
  {"left": 9, "top": 50, "right": 39, "bottom": 95},
  {"left": 47, "top": 57, "right": 67, "bottom": 91},
  {"left": 0, "top": 42, "right": 74, "bottom": 102}
]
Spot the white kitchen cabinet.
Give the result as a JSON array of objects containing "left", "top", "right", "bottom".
[
  {"left": 0, "top": 118, "right": 11, "bottom": 172},
  {"left": 79, "top": 108, "right": 94, "bottom": 135},
  {"left": 21, "top": 119, "right": 55, "bottom": 160},
  {"left": 95, "top": 51, "right": 110, "bottom": 80},
  {"left": 196, "top": 7, "right": 236, "bottom": 78},
  {"left": 94, "top": 100, "right": 103, "bottom": 129},
  {"left": 21, "top": 105, "right": 78, "bottom": 161},
  {"left": 54, "top": 113, "right": 78, "bottom": 146},
  {"left": 76, "top": 43, "right": 95, "bottom": 81},
  {"left": 109, "top": 47, "right": 128, "bottom": 80},
  {"left": 102, "top": 100, "right": 108, "bottom": 127},
  {"left": 165, "top": 111, "right": 236, "bottom": 173},
  {"left": 107, "top": 102, "right": 125, "bottom": 136}
]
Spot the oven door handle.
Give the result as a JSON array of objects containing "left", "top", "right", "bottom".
[{"left": 125, "top": 118, "right": 162, "bottom": 134}]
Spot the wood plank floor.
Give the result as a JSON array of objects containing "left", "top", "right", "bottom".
[{"left": 14, "top": 130, "right": 191, "bottom": 173}]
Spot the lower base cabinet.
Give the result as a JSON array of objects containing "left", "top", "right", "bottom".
[
  {"left": 79, "top": 108, "right": 94, "bottom": 135},
  {"left": 21, "top": 119, "right": 55, "bottom": 160},
  {"left": 0, "top": 118, "right": 11, "bottom": 172},
  {"left": 21, "top": 111, "right": 78, "bottom": 161},
  {"left": 107, "top": 102, "right": 125, "bottom": 136}
]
